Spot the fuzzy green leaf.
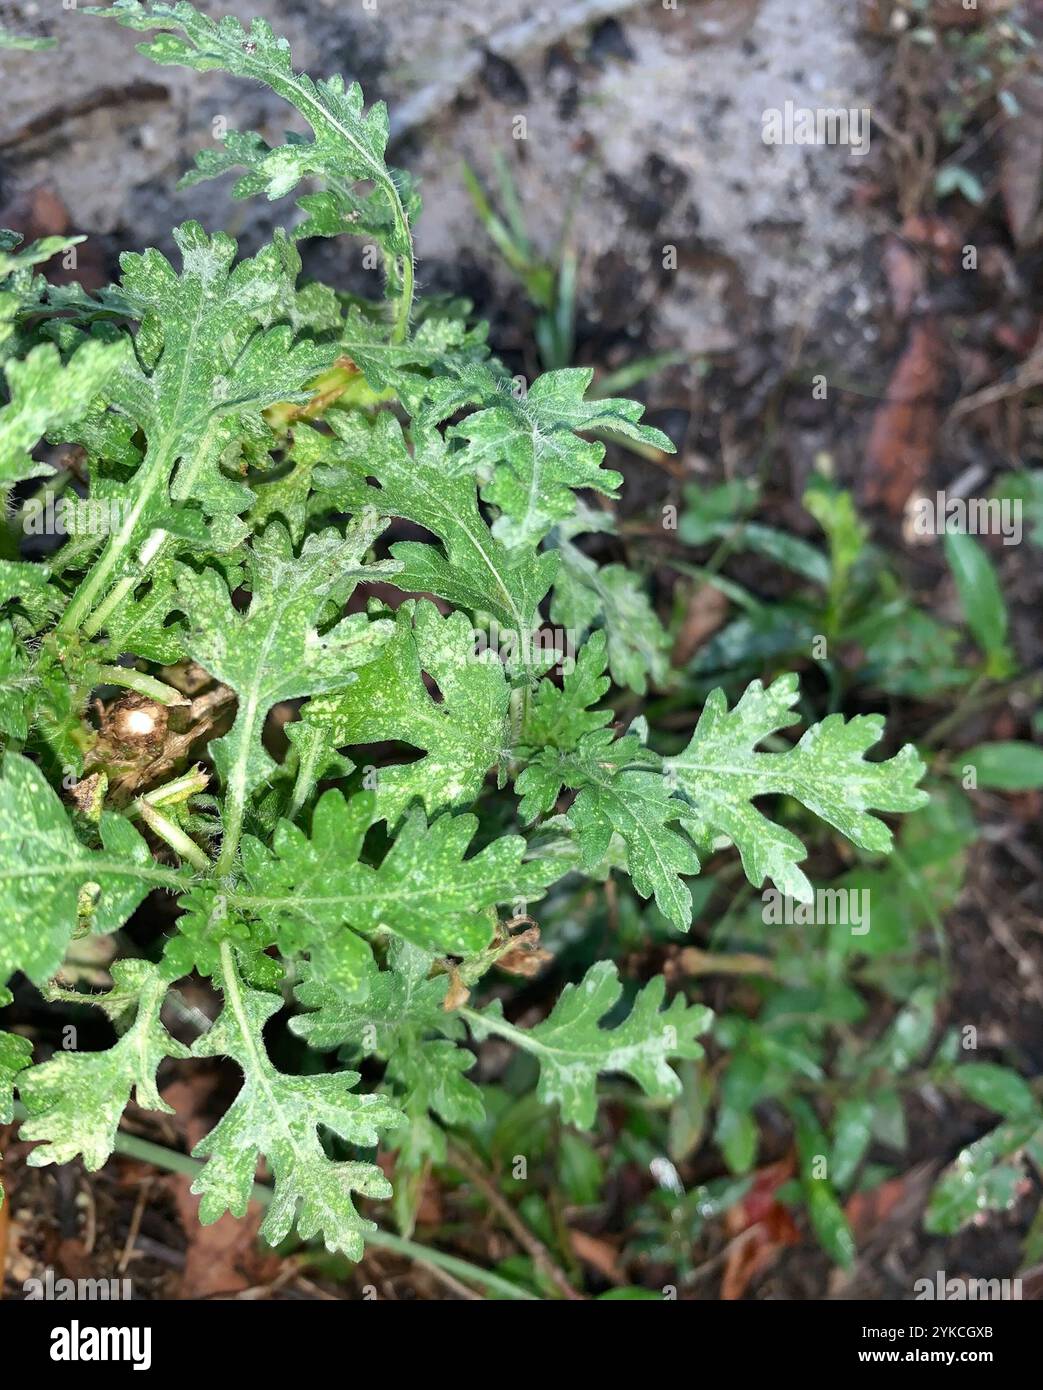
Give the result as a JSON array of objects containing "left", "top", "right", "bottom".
[
  {"left": 520, "top": 629, "right": 613, "bottom": 752},
  {"left": 0, "top": 340, "right": 127, "bottom": 484},
  {"left": 666, "top": 674, "right": 929, "bottom": 902},
  {"left": 191, "top": 953, "right": 402, "bottom": 1258},
  {"left": 19, "top": 962, "right": 190, "bottom": 1168},
  {"left": 89, "top": 0, "right": 417, "bottom": 329},
  {"left": 517, "top": 730, "right": 699, "bottom": 929},
  {"left": 469, "top": 960, "right": 712, "bottom": 1129},
  {"left": 0, "top": 753, "right": 180, "bottom": 989},
  {"left": 551, "top": 534, "right": 670, "bottom": 695},
  {"left": 294, "top": 940, "right": 483, "bottom": 1130},
  {"left": 233, "top": 790, "right": 559, "bottom": 984},
  {"left": 301, "top": 600, "right": 509, "bottom": 824},
  {"left": 448, "top": 367, "right": 673, "bottom": 548},
  {"left": 0, "top": 1031, "right": 32, "bottom": 1124},
  {"left": 178, "top": 518, "right": 396, "bottom": 851},
  {"left": 317, "top": 411, "right": 556, "bottom": 641}
]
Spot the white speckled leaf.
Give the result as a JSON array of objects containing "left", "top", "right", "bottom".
[
  {"left": 178, "top": 518, "right": 396, "bottom": 831},
  {"left": 666, "top": 674, "right": 930, "bottom": 902},
  {"left": 0, "top": 339, "right": 127, "bottom": 485},
  {"left": 293, "top": 940, "right": 484, "bottom": 1133},
  {"left": 303, "top": 600, "right": 509, "bottom": 824},
  {"left": 0, "top": 622, "right": 31, "bottom": 739},
  {"left": 520, "top": 629, "right": 613, "bottom": 752},
  {"left": 0, "top": 1030, "right": 31, "bottom": 1124},
  {"left": 517, "top": 731, "right": 699, "bottom": 930},
  {"left": 450, "top": 366, "right": 674, "bottom": 548},
  {"left": 88, "top": 1, "right": 418, "bottom": 317},
  {"left": 18, "top": 962, "right": 190, "bottom": 1169},
  {"left": 318, "top": 411, "right": 556, "bottom": 640},
  {"left": 0, "top": 753, "right": 180, "bottom": 989},
  {"left": 191, "top": 954, "right": 402, "bottom": 1259},
  {"left": 551, "top": 538, "right": 671, "bottom": 695},
  {"left": 111, "top": 223, "right": 332, "bottom": 518},
  {"left": 470, "top": 960, "right": 712, "bottom": 1130},
  {"left": 234, "top": 790, "right": 559, "bottom": 974}
]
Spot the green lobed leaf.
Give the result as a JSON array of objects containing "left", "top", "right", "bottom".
[
  {"left": 518, "top": 731, "right": 699, "bottom": 930},
  {"left": 468, "top": 960, "right": 712, "bottom": 1129},
  {"left": 317, "top": 410, "right": 556, "bottom": 643},
  {"left": 191, "top": 952, "right": 403, "bottom": 1258},
  {"left": 294, "top": 939, "right": 484, "bottom": 1133},
  {"left": 0, "top": 753, "right": 180, "bottom": 989},
  {"left": 18, "top": 962, "right": 190, "bottom": 1169},
  {"left": 447, "top": 366, "right": 673, "bottom": 549},
  {"left": 52, "top": 224, "right": 344, "bottom": 648},
  {"left": 551, "top": 532, "right": 670, "bottom": 695},
  {"left": 177, "top": 517, "right": 396, "bottom": 851},
  {"left": 89, "top": 0, "right": 417, "bottom": 329},
  {"left": 519, "top": 629, "right": 613, "bottom": 752},
  {"left": 233, "top": 790, "right": 560, "bottom": 984},
  {"left": 0, "top": 623, "right": 33, "bottom": 740},
  {"left": 0, "top": 340, "right": 127, "bottom": 485},
  {"left": 301, "top": 600, "right": 509, "bottom": 824},
  {"left": 666, "top": 673, "right": 929, "bottom": 902}
]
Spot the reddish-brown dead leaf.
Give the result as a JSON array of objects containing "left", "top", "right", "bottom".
[
  {"left": 496, "top": 926, "right": 553, "bottom": 977},
  {"left": 720, "top": 1159, "right": 801, "bottom": 1300},
  {"left": 844, "top": 1175, "right": 909, "bottom": 1242},
  {"left": 442, "top": 967, "right": 471, "bottom": 1012},
  {"left": 568, "top": 1229, "right": 623, "bottom": 1284},
  {"left": 864, "top": 320, "right": 944, "bottom": 515},
  {"left": 672, "top": 583, "right": 729, "bottom": 667},
  {"left": 1000, "top": 24, "right": 1043, "bottom": 243}
]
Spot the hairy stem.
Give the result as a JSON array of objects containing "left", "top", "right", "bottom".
[
  {"left": 94, "top": 664, "right": 188, "bottom": 707},
  {"left": 55, "top": 441, "right": 171, "bottom": 638},
  {"left": 135, "top": 799, "right": 211, "bottom": 872}
]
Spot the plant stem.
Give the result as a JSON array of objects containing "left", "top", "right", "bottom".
[
  {"left": 215, "top": 774, "right": 248, "bottom": 877},
  {"left": 459, "top": 1005, "right": 553, "bottom": 1059},
  {"left": 141, "top": 766, "right": 209, "bottom": 808},
  {"left": 56, "top": 443, "right": 170, "bottom": 638},
  {"left": 94, "top": 664, "right": 188, "bottom": 708},
  {"left": 446, "top": 1141, "right": 583, "bottom": 1300},
  {"left": 289, "top": 739, "right": 323, "bottom": 820},
  {"left": 82, "top": 574, "right": 140, "bottom": 640},
  {"left": 136, "top": 799, "right": 211, "bottom": 872}
]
